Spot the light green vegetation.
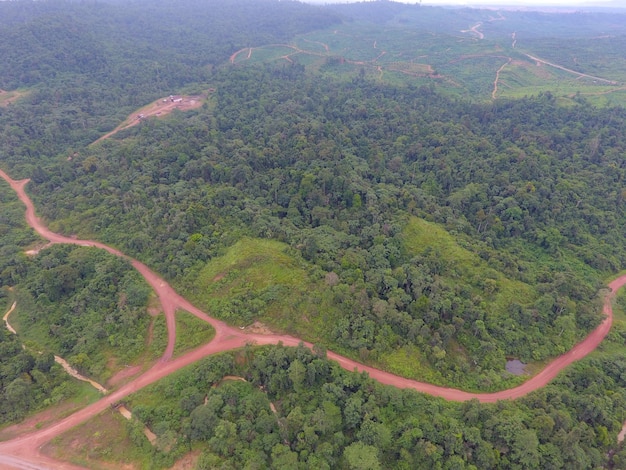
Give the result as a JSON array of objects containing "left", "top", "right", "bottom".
[
  {"left": 233, "top": 14, "right": 626, "bottom": 105},
  {"left": 43, "top": 408, "right": 156, "bottom": 469},
  {"left": 148, "top": 314, "right": 168, "bottom": 360},
  {"left": 183, "top": 237, "right": 319, "bottom": 328},
  {"left": 173, "top": 310, "right": 215, "bottom": 357},
  {"left": 402, "top": 217, "right": 536, "bottom": 315}
]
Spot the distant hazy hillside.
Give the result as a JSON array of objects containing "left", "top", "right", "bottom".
[
  {"left": 326, "top": 1, "right": 626, "bottom": 38},
  {"left": 0, "top": 0, "right": 342, "bottom": 89}
]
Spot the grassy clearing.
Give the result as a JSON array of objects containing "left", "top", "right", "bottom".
[
  {"left": 0, "top": 88, "right": 29, "bottom": 107},
  {"left": 184, "top": 237, "right": 319, "bottom": 328},
  {"left": 43, "top": 408, "right": 152, "bottom": 470},
  {"left": 0, "top": 381, "right": 100, "bottom": 442},
  {"left": 190, "top": 238, "right": 307, "bottom": 298},
  {"left": 148, "top": 314, "right": 168, "bottom": 359},
  {"left": 401, "top": 216, "right": 536, "bottom": 315},
  {"left": 173, "top": 310, "right": 215, "bottom": 357},
  {"left": 248, "top": 45, "right": 303, "bottom": 63}
]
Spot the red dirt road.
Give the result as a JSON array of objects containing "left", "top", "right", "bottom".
[{"left": 0, "top": 167, "right": 624, "bottom": 468}]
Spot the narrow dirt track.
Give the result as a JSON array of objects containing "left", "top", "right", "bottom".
[
  {"left": 492, "top": 57, "right": 512, "bottom": 99},
  {"left": 0, "top": 167, "right": 623, "bottom": 469},
  {"left": 523, "top": 52, "right": 618, "bottom": 85}
]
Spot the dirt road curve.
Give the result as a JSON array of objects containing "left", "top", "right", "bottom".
[{"left": 0, "top": 167, "right": 624, "bottom": 469}]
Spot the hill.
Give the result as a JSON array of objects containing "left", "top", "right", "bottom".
[{"left": 3, "top": 1, "right": 626, "bottom": 467}]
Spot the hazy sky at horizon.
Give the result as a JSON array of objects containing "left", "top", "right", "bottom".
[{"left": 306, "top": 0, "right": 626, "bottom": 6}]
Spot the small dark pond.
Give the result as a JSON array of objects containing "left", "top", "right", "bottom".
[{"left": 505, "top": 359, "right": 526, "bottom": 376}]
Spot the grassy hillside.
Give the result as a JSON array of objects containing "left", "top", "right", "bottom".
[
  {"left": 181, "top": 237, "right": 339, "bottom": 343},
  {"left": 402, "top": 217, "right": 536, "bottom": 318},
  {"left": 228, "top": 4, "right": 626, "bottom": 105}
]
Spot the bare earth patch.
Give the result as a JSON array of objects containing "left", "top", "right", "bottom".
[
  {"left": 0, "top": 89, "right": 29, "bottom": 107},
  {"left": 92, "top": 93, "right": 208, "bottom": 144},
  {"left": 170, "top": 450, "right": 202, "bottom": 470},
  {"left": 212, "top": 272, "right": 226, "bottom": 282},
  {"left": 244, "top": 321, "right": 274, "bottom": 335},
  {"left": 24, "top": 242, "right": 53, "bottom": 256},
  {"left": 107, "top": 365, "right": 142, "bottom": 389}
]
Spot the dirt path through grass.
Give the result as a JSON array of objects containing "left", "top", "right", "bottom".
[
  {"left": 2, "top": 301, "right": 17, "bottom": 334},
  {"left": 4, "top": 300, "right": 108, "bottom": 394},
  {"left": 523, "top": 52, "right": 618, "bottom": 85},
  {"left": 492, "top": 57, "right": 512, "bottom": 99},
  {"left": 0, "top": 167, "right": 624, "bottom": 469}
]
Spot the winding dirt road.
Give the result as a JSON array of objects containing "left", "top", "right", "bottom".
[
  {"left": 523, "top": 52, "right": 618, "bottom": 85},
  {"left": 0, "top": 167, "right": 624, "bottom": 469},
  {"left": 492, "top": 57, "right": 512, "bottom": 99}
]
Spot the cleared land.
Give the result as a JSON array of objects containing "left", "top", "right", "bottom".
[
  {"left": 0, "top": 89, "right": 28, "bottom": 107},
  {"left": 92, "top": 94, "right": 207, "bottom": 144},
  {"left": 228, "top": 20, "right": 626, "bottom": 105}
]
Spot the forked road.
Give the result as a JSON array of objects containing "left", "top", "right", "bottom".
[{"left": 0, "top": 168, "right": 624, "bottom": 469}]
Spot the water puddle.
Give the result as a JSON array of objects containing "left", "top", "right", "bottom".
[{"left": 506, "top": 359, "right": 526, "bottom": 376}]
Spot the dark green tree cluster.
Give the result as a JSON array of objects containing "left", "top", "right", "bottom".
[
  {"left": 124, "top": 344, "right": 626, "bottom": 469},
  {"left": 0, "top": 327, "right": 77, "bottom": 423},
  {"left": 13, "top": 245, "right": 152, "bottom": 381}
]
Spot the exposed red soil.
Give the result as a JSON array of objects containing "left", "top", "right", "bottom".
[
  {"left": 0, "top": 89, "right": 28, "bottom": 107},
  {"left": 0, "top": 167, "right": 623, "bottom": 469},
  {"left": 169, "top": 450, "right": 201, "bottom": 470},
  {"left": 106, "top": 365, "right": 142, "bottom": 389},
  {"left": 92, "top": 95, "right": 205, "bottom": 144}
]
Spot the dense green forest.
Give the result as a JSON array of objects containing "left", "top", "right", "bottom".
[
  {"left": 0, "top": 183, "right": 98, "bottom": 422},
  {"left": 3, "top": 0, "right": 626, "bottom": 467},
  {"left": 12, "top": 245, "right": 153, "bottom": 382},
  {"left": 26, "top": 67, "right": 622, "bottom": 391},
  {"left": 55, "top": 334, "right": 626, "bottom": 469}
]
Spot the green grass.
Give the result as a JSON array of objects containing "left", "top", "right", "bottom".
[
  {"left": 401, "top": 216, "right": 536, "bottom": 315},
  {"left": 233, "top": 21, "right": 626, "bottom": 105},
  {"left": 190, "top": 237, "right": 307, "bottom": 296},
  {"left": 148, "top": 314, "right": 168, "bottom": 359},
  {"left": 43, "top": 408, "right": 156, "bottom": 470},
  {"left": 173, "top": 310, "right": 215, "bottom": 357},
  {"left": 183, "top": 237, "right": 317, "bottom": 327}
]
